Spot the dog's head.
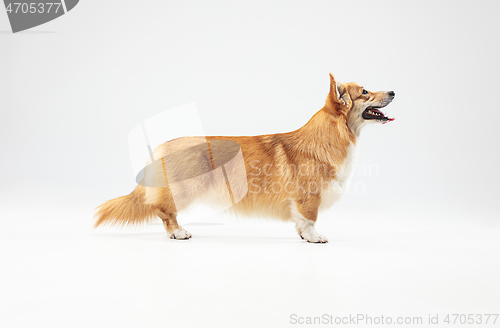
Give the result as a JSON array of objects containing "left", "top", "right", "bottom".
[{"left": 327, "top": 73, "right": 395, "bottom": 133}]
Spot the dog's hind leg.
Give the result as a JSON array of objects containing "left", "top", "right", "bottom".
[
  {"left": 289, "top": 196, "right": 328, "bottom": 243},
  {"left": 144, "top": 169, "right": 193, "bottom": 240},
  {"left": 158, "top": 209, "right": 192, "bottom": 240}
]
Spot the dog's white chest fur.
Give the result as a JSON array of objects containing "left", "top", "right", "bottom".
[{"left": 319, "top": 142, "right": 358, "bottom": 211}]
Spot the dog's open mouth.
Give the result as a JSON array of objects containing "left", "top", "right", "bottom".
[{"left": 362, "top": 106, "right": 395, "bottom": 123}]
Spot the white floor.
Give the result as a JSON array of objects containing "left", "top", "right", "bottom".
[{"left": 1, "top": 206, "right": 499, "bottom": 327}]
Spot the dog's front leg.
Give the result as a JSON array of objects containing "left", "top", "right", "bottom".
[{"left": 289, "top": 196, "right": 328, "bottom": 243}]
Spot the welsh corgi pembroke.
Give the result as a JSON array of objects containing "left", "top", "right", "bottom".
[{"left": 94, "top": 73, "right": 395, "bottom": 243}]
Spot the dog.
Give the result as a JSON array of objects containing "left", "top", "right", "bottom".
[{"left": 94, "top": 73, "right": 395, "bottom": 243}]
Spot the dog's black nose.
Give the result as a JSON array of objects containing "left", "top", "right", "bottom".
[{"left": 388, "top": 91, "right": 395, "bottom": 97}]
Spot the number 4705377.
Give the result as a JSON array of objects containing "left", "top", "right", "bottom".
[
  {"left": 444, "top": 314, "right": 498, "bottom": 325},
  {"left": 5, "top": 3, "right": 62, "bottom": 14}
]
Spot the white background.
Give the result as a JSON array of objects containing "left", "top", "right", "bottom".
[{"left": 1, "top": 1, "right": 499, "bottom": 327}]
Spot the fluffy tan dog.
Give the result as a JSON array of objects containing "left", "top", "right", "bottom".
[{"left": 94, "top": 73, "right": 395, "bottom": 243}]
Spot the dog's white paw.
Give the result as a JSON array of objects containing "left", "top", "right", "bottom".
[
  {"left": 300, "top": 227, "right": 328, "bottom": 243},
  {"left": 168, "top": 227, "right": 192, "bottom": 240}
]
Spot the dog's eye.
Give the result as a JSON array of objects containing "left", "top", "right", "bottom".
[{"left": 362, "top": 89, "right": 368, "bottom": 95}]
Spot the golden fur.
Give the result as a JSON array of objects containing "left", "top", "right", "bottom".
[{"left": 94, "top": 73, "right": 395, "bottom": 242}]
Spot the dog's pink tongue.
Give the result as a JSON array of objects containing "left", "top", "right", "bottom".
[{"left": 382, "top": 118, "right": 395, "bottom": 125}]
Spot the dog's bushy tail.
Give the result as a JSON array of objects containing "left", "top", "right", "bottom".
[{"left": 94, "top": 185, "right": 156, "bottom": 228}]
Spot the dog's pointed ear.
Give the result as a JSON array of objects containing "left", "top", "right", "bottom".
[
  {"left": 338, "top": 83, "right": 352, "bottom": 111},
  {"left": 328, "top": 73, "right": 352, "bottom": 113},
  {"left": 329, "top": 73, "right": 341, "bottom": 104}
]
